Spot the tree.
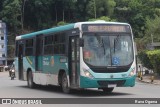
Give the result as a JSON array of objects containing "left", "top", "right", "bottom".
[
  {"left": 86, "top": 0, "right": 116, "bottom": 19},
  {"left": 23, "top": 0, "right": 53, "bottom": 30},
  {"left": 143, "top": 16, "right": 160, "bottom": 43},
  {"left": 0, "top": 0, "right": 22, "bottom": 34},
  {"left": 0, "top": 0, "right": 5, "bottom": 12}
]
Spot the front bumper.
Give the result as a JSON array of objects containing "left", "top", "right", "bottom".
[{"left": 80, "top": 75, "right": 136, "bottom": 88}]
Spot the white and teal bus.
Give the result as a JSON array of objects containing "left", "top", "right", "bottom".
[{"left": 15, "top": 21, "right": 136, "bottom": 93}]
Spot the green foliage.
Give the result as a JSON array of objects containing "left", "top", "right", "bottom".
[
  {"left": 57, "top": 21, "right": 68, "bottom": 26},
  {"left": 139, "top": 50, "right": 160, "bottom": 75},
  {"left": 88, "top": 16, "right": 116, "bottom": 22},
  {"left": 147, "top": 50, "right": 160, "bottom": 75},
  {"left": 86, "top": 0, "right": 116, "bottom": 19},
  {"left": 0, "top": 0, "right": 22, "bottom": 33},
  {"left": 143, "top": 16, "right": 160, "bottom": 43},
  {"left": 138, "top": 51, "right": 153, "bottom": 70},
  {"left": 1, "top": 0, "right": 160, "bottom": 58},
  {"left": 7, "top": 45, "right": 15, "bottom": 58}
]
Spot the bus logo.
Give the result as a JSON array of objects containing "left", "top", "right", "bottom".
[
  {"left": 50, "top": 56, "right": 54, "bottom": 66},
  {"left": 110, "top": 74, "right": 114, "bottom": 78}
]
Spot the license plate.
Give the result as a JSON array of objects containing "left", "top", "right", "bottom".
[{"left": 108, "top": 84, "right": 117, "bottom": 88}]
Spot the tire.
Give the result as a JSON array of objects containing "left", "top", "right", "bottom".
[
  {"left": 11, "top": 76, "right": 14, "bottom": 80},
  {"left": 11, "top": 73, "right": 15, "bottom": 80},
  {"left": 27, "top": 71, "right": 36, "bottom": 88},
  {"left": 102, "top": 88, "right": 114, "bottom": 93},
  {"left": 61, "top": 73, "right": 70, "bottom": 93}
]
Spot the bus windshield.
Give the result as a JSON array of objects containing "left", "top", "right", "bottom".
[{"left": 83, "top": 33, "right": 134, "bottom": 67}]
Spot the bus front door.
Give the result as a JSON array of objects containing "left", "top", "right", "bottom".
[
  {"left": 18, "top": 44, "right": 24, "bottom": 80},
  {"left": 69, "top": 36, "right": 80, "bottom": 88}
]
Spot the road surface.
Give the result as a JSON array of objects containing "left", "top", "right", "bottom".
[{"left": 0, "top": 71, "right": 159, "bottom": 106}]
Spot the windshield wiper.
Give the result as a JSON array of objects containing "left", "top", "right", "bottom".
[
  {"left": 114, "top": 35, "right": 120, "bottom": 53},
  {"left": 95, "top": 34, "right": 105, "bottom": 55}
]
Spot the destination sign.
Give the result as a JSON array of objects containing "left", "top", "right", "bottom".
[{"left": 82, "top": 24, "right": 131, "bottom": 32}]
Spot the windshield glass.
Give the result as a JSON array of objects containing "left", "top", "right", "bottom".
[{"left": 83, "top": 33, "right": 134, "bottom": 67}]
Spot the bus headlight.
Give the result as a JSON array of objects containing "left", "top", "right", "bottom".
[
  {"left": 129, "top": 68, "right": 136, "bottom": 77},
  {"left": 83, "top": 68, "right": 94, "bottom": 79}
]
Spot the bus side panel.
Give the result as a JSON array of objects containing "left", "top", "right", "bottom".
[
  {"left": 23, "top": 56, "right": 35, "bottom": 80},
  {"left": 33, "top": 55, "right": 68, "bottom": 85},
  {"left": 37, "top": 56, "right": 43, "bottom": 71},
  {"left": 15, "top": 57, "right": 19, "bottom": 79},
  {"left": 15, "top": 56, "right": 35, "bottom": 81}
]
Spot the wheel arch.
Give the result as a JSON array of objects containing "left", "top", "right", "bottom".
[
  {"left": 58, "top": 69, "right": 69, "bottom": 86},
  {"left": 26, "top": 68, "right": 32, "bottom": 81}
]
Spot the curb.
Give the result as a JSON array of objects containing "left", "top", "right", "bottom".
[{"left": 138, "top": 78, "right": 160, "bottom": 85}]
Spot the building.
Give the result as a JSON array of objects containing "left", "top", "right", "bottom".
[
  {"left": 0, "top": 20, "right": 7, "bottom": 68},
  {"left": 147, "top": 42, "right": 160, "bottom": 50}
]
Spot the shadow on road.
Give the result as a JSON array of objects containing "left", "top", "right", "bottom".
[{"left": 18, "top": 85, "right": 134, "bottom": 97}]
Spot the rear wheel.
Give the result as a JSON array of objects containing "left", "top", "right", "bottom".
[
  {"left": 27, "top": 71, "right": 36, "bottom": 88},
  {"left": 102, "top": 88, "right": 114, "bottom": 93},
  {"left": 61, "top": 73, "right": 70, "bottom": 93}
]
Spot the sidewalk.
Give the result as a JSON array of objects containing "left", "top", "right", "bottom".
[{"left": 138, "top": 74, "right": 160, "bottom": 85}]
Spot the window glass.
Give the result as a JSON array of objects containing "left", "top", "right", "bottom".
[
  {"left": 44, "top": 35, "right": 54, "bottom": 55},
  {"left": 83, "top": 33, "right": 134, "bottom": 66},
  {"left": 45, "top": 36, "right": 53, "bottom": 45},
  {"left": 25, "top": 39, "right": 33, "bottom": 56},
  {"left": 53, "top": 33, "right": 66, "bottom": 54}
]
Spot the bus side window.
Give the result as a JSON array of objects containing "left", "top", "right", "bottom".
[
  {"left": 53, "top": 33, "right": 65, "bottom": 54},
  {"left": 36, "top": 36, "right": 43, "bottom": 55},
  {"left": 25, "top": 39, "right": 34, "bottom": 56},
  {"left": 44, "top": 35, "right": 54, "bottom": 55}
]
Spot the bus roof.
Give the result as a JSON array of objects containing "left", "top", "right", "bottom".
[
  {"left": 77, "top": 20, "right": 129, "bottom": 25},
  {"left": 16, "top": 21, "right": 130, "bottom": 40},
  {"left": 16, "top": 23, "right": 75, "bottom": 40}
]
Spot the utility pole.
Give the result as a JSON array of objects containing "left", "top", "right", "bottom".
[
  {"left": 21, "top": 0, "right": 27, "bottom": 33},
  {"left": 151, "top": 34, "right": 153, "bottom": 44},
  {"left": 94, "top": 0, "right": 97, "bottom": 19}
]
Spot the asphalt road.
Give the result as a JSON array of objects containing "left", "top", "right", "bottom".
[{"left": 0, "top": 71, "right": 160, "bottom": 107}]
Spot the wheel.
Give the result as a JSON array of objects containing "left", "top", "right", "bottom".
[
  {"left": 61, "top": 73, "right": 70, "bottom": 93},
  {"left": 27, "top": 71, "right": 36, "bottom": 88},
  {"left": 11, "top": 73, "right": 15, "bottom": 80},
  {"left": 11, "top": 76, "right": 14, "bottom": 80},
  {"left": 102, "top": 88, "right": 114, "bottom": 93}
]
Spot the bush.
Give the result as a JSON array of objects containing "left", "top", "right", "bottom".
[
  {"left": 88, "top": 16, "right": 117, "bottom": 22},
  {"left": 57, "top": 21, "right": 68, "bottom": 26},
  {"left": 138, "top": 50, "right": 153, "bottom": 70},
  {"left": 147, "top": 50, "right": 160, "bottom": 75}
]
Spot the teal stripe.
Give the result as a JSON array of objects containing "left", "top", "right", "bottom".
[{"left": 20, "top": 24, "right": 75, "bottom": 39}]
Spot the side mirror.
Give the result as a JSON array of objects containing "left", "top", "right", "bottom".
[{"left": 79, "top": 38, "right": 84, "bottom": 47}]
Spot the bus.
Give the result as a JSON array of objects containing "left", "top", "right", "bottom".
[{"left": 15, "top": 21, "right": 136, "bottom": 93}]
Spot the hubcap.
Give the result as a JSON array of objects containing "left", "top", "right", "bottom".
[{"left": 62, "top": 76, "right": 68, "bottom": 88}]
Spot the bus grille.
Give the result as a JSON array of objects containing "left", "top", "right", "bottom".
[
  {"left": 90, "top": 67, "right": 130, "bottom": 73},
  {"left": 97, "top": 80, "right": 126, "bottom": 87}
]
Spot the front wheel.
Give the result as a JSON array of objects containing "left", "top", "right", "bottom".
[
  {"left": 11, "top": 73, "right": 15, "bottom": 80},
  {"left": 11, "top": 77, "right": 14, "bottom": 80},
  {"left": 61, "top": 73, "right": 70, "bottom": 93},
  {"left": 27, "top": 71, "right": 36, "bottom": 88},
  {"left": 102, "top": 88, "right": 114, "bottom": 93}
]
